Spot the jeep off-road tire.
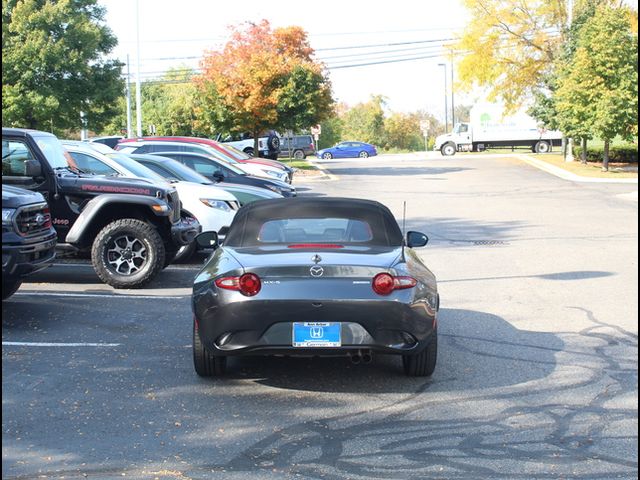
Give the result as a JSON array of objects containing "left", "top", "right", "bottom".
[
  {"left": 193, "top": 318, "right": 227, "bottom": 376},
  {"left": 2, "top": 277, "right": 22, "bottom": 300},
  {"left": 402, "top": 328, "right": 437, "bottom": 377},
  {"left": 91, "top": 219, "right": 166, "bottom": 289}
]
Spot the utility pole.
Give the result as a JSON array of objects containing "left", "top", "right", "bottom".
[
  {"left": 135, "top": 0, "right": 143, "bottom": 137},
  {"left": 438, "top": 63, "right": 448, "bottom": 133},
  {"left": 125, "top": 54, "right": 133, "bottom": 138}
]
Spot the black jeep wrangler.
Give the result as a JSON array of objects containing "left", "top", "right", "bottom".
[
  {"left": 2, "top": 185, "right": 57, "bottom": 299},
  {"left": 2, "top": 128, "right": 200, "bottom": 288}
]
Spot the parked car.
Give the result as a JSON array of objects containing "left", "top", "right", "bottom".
[
  {"left": 191, "top": 197, "right": 438, "bottom": 377},
  {"left": 317, "top": 141, "right": 378, "bottom": 159},
  {"left": 2, "top": 128, "right": 199, "bottom": 288},
  {"left": 116, "top": 138, "right": 290, "bottom": 183},
  {"left": 2, "top": 185, "right": 57, "bottom": 300},
  {"left": 86, "top": 136, "right": 124, "bottom": 149},
  {"left": 116, "top": 136, "right": 293, "bottom": 181},
  {"left": 279, "top": 134, "right": 316, "bottom": 159},
  {"left": 148, "top": 151, "right": 297, "bottom": 198},
  {"left": 62, "top": 142, "right": 239, "bottom": 263},
  {"left": 128, "top": 154, "right": 283, "bottom": 205},
  {"left": 213, "top": 130, "right": 281, "bottom": 160}
]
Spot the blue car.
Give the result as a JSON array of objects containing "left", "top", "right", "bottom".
[{"left": 317, "top": 141, "right": 378, "bottom": 159}]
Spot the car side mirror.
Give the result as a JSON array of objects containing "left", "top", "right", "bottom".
[
  {"left": 213, "top": 171, "right": 225, "bottom": 182},
  {"left": 25, "top": 159, "right": 42, "bottom": 177},
  {"left": 406, "top": 231, "right": 428, "bottom": 248},
  {"left": 196, "top": 231, "right": 219, "bottom": 249}
]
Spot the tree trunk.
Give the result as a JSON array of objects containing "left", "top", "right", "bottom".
[
  {"left": 602, "top": 139, "right": 610, "bottom": 172},
  {"left": 254, "top": 129, "right": 259, "bottom": 158},
  {"left": 581, "top": 137, "right": 587, "bottom": 164}
]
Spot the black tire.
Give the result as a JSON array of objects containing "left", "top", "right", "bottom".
[
  {"left": 91, "top": 218, "right": 165, "bottom": 289},
  {"left": 535, "top": 140, "right": 551, "bottom": 154},
  {"left": 441, "top": 143, "right": 456, "bottom": 156},
  {"left": 293, "top": 149, "right": 305, "bottom": 160},
  {"left": 2, "top": 277, "right": 22, "bottom": 300},
  {"left": 403, "top": 329, "right": 437, "bottom": 377},
  {"left": 358, "top": 151, "right": 369, "bottom": 158},
  {"left": 321, "top": 152, "right": 333, "bottom": 159},
  {"left": 193, "top": 318, "right": 227, "bottom": 376},
  {"left": 172, "top": 241, "right": 197, "bottom": 263},
  {"left": 243, "top": 147, "right": 255, "bottom": 157}
]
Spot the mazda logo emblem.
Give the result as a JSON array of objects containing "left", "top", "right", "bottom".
[{"left": 309, "top": 266, "right": 324, "bottom": 277}]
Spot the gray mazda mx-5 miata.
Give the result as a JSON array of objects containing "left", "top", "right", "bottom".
[{"left": 191, "top": 197, "right": 439, "bottom": 377}]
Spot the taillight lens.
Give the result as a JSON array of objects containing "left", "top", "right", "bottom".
[
  {"left": 238, "top": 273, "right": 261, "bottom": 296},
  {"left": 372, "top": 273, "right": 417, "bottom": 296},
  {"left": 215, "top": 273, "right": 261, "bottom": 297}
]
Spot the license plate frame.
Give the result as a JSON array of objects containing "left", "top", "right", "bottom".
[{"left": 292, "top": 322, "right": 341, "bottom": 347}]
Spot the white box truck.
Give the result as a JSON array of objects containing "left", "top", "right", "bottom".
[{"left": 434, "top": 102, "right": 563, "bottom": 156}]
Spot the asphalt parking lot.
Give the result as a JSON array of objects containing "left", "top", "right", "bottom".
[{"left": 3, "top": 152, "right": 638, "bottom": 479}]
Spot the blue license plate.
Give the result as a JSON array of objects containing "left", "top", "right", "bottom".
[{"left": 292, "top": 322, "right": 341, "bottom": 347}]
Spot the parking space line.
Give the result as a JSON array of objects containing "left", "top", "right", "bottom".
[
  {"left": 3, "top": 342, "right": 120, "bottom": 347},
  {"left": 14, "top": 292, "right": 187, "bottom": 299}
]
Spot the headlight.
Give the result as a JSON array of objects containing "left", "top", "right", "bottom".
[
  {"left": 2, "top": 208, "right": 16, "bottom": 225},
  {"left": 200, "top": 199, "right": 232, "bottom": 212},
  {"left": 265, "top": 184, "right": 281, "bottom": 194}
]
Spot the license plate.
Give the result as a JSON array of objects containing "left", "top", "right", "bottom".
[{"left": 292, "top": 322, "right": 341, "bottom": 347}]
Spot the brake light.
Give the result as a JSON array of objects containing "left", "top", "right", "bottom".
[
  {"left": 288, "top": 244, "right": 344, "bottom": 249},
  {"left": 372, "top": 273, "right": 417, "bottom": 295},
  {"left": 215, "top": 273, "right": 262, "bottom": 296}
]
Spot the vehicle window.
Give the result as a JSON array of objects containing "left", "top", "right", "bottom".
[
  {"left": 458, "top": 124, "right": 469, "bottom": 133},
  {"left": 137, "top": 161, "right": 174, "bottom": 178},
  {"left": 68, "top": 151, "right": 119, "bottom": 175},
  {"left": 2, "top": 139, "right": 35, "bottom": 176},
  {"left": 189, "top": 157, "right": 224, "bottom": 176},
  {"left": 257, "top": 218, "right": 373, "bottom": 244},
  {"left": 106, "top": 153, "right": 166, "bottom": 181},
  {"left": 35, "top": 135, "right": 71, "bottom": 169},
  {"left": 146, "top": 144, "right": 181, "bottom": 153}
]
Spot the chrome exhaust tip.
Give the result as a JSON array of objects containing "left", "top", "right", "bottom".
[
  {"left": 361, "top": 352, "right": 372, "bottom": 364},
  {"left": 350, "top": 354, "right": 362, "bottom": 364}
]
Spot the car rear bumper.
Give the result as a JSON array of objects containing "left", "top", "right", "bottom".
[{"left": 193, "top": 299, "right": 437, "bottom": 356}]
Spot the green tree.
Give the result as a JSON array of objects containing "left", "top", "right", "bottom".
[
  {"left": 2, "top": 0, "right": 123, "bottom": 134},
  {"left": 383, "top": 112, "right": 422, "bottom": 151},
  {"left": 341, "top": 95, "right": 386, "bottom": 145},
  {"left": 555, "top": 4, "right": 638, "bottom": 170}
]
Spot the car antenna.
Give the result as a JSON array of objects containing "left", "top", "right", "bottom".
[{"left": 402, "top": 201, "right": 407, "bottom": 239}]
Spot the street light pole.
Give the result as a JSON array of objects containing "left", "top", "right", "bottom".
[
  {"left": 450, "top": 54, "right": 455, "bottom": 129},
  {"left": 438, "top": 63, "right": 448, "bottom": 133},
  {"left": 135, "top": 0, "right": 142, "bottom": 137}
]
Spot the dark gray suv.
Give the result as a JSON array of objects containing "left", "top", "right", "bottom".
[{"left": 278, "top": 135, "right": 316, "bottom": 160}]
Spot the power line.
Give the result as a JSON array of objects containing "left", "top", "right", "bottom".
[{"left": 315, "top": 37, "right": 456, "bottom": 51}]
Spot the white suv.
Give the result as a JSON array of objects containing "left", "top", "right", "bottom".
[{"left": 215, "top": 131, "right": 281, "bottom": 160}]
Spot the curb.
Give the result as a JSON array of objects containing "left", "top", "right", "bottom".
[
  {"left": 302, "top": 159, "right": 337, "bottom": 181},
  {"left": 516, "top": 155, "right": 638, "bottom": 184}
]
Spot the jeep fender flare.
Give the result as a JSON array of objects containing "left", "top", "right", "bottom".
[{"left": 65, "top": 194, "right": 168, "bottom": 244}]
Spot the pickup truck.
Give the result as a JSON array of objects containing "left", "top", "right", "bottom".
[
  {"left": 2, "top": 128, "right": 200, "bottom": 288},
  {"left": 2, "top": 185, "right": 57, "bottom": 299}
]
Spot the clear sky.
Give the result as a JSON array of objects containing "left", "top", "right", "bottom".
[{"left": 99, "top": 0, "right": 472, "bottom": 121}]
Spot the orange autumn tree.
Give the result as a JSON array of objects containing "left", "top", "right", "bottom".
[{"left": 196, "top": 20, "right": 333, "bottom": 154}]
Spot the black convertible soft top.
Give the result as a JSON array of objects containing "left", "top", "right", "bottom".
[{"left": 224, "top": 197, "right": 404, "bottom": 247}]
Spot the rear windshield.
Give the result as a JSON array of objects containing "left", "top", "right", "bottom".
[{"left": 257, "top": 218, "right": 373, "bottom": 243}]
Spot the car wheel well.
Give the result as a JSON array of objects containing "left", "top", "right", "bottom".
[{"left": 76, "top": 204, "right": 159, "bottom": 248}]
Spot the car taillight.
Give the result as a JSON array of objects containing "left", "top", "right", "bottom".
[
  {"left": 215, "top": 273, "right": 261, "bottom": 297},
  {"left": 372, "top": 273, "right": 417, "bottom": 296}
]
